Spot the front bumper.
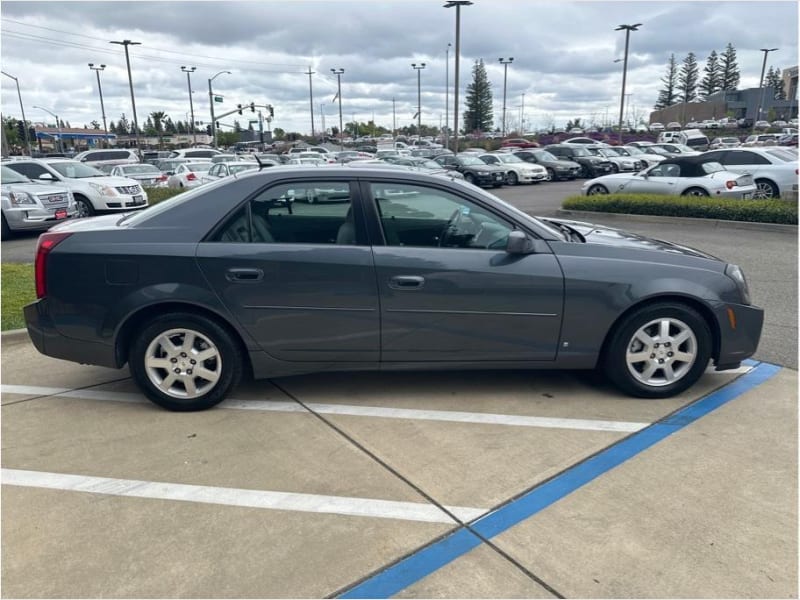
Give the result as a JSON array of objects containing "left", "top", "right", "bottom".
[
  {"left": 518, "top": 170, "right": 548, "bottom": 183},
  {"left": 472, "top": 171, "right": 505, "bottom": 186},
  {"left": 713, "top": 301, "right": 764, "bottom": 368},
  {"left": 4, "top": 205, "right": 78, "bottom": 231}
]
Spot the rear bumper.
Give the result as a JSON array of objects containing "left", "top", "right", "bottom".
[
  {"left": 24, "top": 299, "right": 120, "bottom": 369},
  {"left": 713, "top": 302, "right": 764, "bottom": 367}
]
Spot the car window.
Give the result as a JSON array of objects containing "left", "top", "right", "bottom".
[
  {"left": 368, "top": 182, "right": 512, "bottom": 250},
  {"left": 724, "top": 151, "right": 770, "bottom": 166},
  {"left": 7, "top": 163, "right": 50, "bottom": 180},
  {"left": 49, "top": 161, "right": 105, "bottom": 178},
  {"left": 1, "top": 165, "right": 32, "bottom": 183},
  {"left": 700, "top": 162, "right": 725, "bottom": 174},
  {"left": 649, "top": 163, "right": 680, "bottom": 177},
  {"left": 480, "top": 155, "right": 500, "bottom": 164},
  {"left": 213, "top": 180, "right": 357, "bottom": 245}
]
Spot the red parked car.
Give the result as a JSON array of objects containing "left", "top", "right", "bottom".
[{"left": 500, "top": 138, "right": 540, "bottom": 149}]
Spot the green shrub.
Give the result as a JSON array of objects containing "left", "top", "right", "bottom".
[
  {"left": 146, "top": 187, "right": 186, "bottom": 206},
  {"left": 562, "top": 194, "right": 797, "bottom": 225},
  {"left": 1, "top": 263, "right": 35, "bottom": 331}
]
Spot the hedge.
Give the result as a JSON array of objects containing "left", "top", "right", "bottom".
[
  {"left": 146, "top": 187, "right": 186, "bottom": 205},
  {"left": 562, "top": 194, "right": 798, "bottom": 225}
]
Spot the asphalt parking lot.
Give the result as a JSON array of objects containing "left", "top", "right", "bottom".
[{"left": 2, "top": 329, "right": 796, "bottom": 597}]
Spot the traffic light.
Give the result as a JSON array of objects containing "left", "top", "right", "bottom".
[
  {"left": 16, "top": 120, "right": 25, "bottom": 142},
  {"left": 268, "top": 105, "right": 274, "bottom": 118},
  {"left": 237, "top": 104, "right": 242, "bottom": 115},
  {"left": 250, "top": 102, "right": 255, "bottom": 113},
  {"left": 206, "top": 125, "right": 212, "bottom": 136},
  {"left": 215, "top": 121, "right": 220, "bottom": 129},
  {"left": 28, "top": 127, "right": 35, "bottom": 141}
]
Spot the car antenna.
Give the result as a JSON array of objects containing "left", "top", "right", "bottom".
[{"left": 254, "top": 153, "right": 265, "bottom": 171}]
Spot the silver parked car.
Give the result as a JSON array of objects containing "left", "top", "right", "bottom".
[
  {"left": 582, "top": 156, "right": 757, "bottom": 199},
  {"left": 109, "top": 164, "right": 168, "bottom": 188},
  {"left": 1, "top": 165, "right": 78, "bottom": 237}
]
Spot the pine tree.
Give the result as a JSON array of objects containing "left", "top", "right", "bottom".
[
  {"left": 654, "top": 54, "right": 679, "bottom": 110},
  {"left": 678, "top": 52, "right": 699, "bottom": 103},
  {"left": 765, "top": 66, "right": 786, "bottom": 100},
  {"left": 462, "top": 59, "right": 494, "bottom": 133},
  {"left": 117, "top": 114, "right": 130, "bottom": 135},
  {"left": 719, "top": 43, "right": 740, "bottom": 91},
  {"left": 108, "top": 119, "right": 117, "bottom": 133},
  {"left": 699, "top": 51, "right": 721, "bottom": 99}
]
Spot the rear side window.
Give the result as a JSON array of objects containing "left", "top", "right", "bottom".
[
  {"left": 185, "top": 150, "right": 217, "bottom": 158},
  {"left": 723, "top": 152, "right": 770, "bottom": 166}
]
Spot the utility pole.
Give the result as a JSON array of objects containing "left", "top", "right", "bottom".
[
  {"left": 499, "top": 57, "right": 513, "bottom": 136},
  {"left": 110, "top": 39, "right": 142, "bottom": 153},
  {"left": 181, "top": 66, "right": 197, "bottom": 145},
  {"left": 412, "top": 63, "right": 426, "bottom": 135},
  {"left": 614, "top": 24, "right": 641, "bottom": 144},
  {"left": 258, "top": 110, "right": 264, "bottom": 146},
  {"left": 444, "top": 1, "right": 473, "bottom": 153},
  {"left": 306, "top": 66, "right": 316, "bottom": 139},
  {"left": 1, "top": 71, "right": 32, "bottom": 155},
  {"left": 208, "top": 71, "right": 231, "bottom": 148},
  {"left": 753, "top": 48, "right": 779, "bottom": 133},
  {"left": 445, "top": 43, "right": 451, "bottom": 148},
  {"left": 88, "top": 64, "right": 108, "bottom": 148},
  {"left": 331, "top": 68, "right": 344, "bottom": 150},
  {"left": 392, "top": 97, "right": 397, "bottom": 138}
]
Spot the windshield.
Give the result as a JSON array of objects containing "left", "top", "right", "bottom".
[
  {"left": 416, "top": 159, "right": 442, "bottom": 169},
  {"left": 674, "top": 144, "right": 694, "bottom": 152},
  {"left": 49, "top": 161, "right": 105, "bottom": 178},
  {"left": 765, "top": 148, "right": 797, "bottom": 162},
  {"left": 569, "top": 147, "right": 590, "bottom": 157},
  {"left": 1, "top": 165, "right": 32, "bottom": 184},
  {"left": 623, "top": 146, "right": 644, "bottom": 155},
  {"left": 229, "top": 164, "right": 258, "bottom": 174},
  {"left": 533, "top": 150, "right": 557, "bottom": 161},
  {"left": 599, "top": 148, "right": 622, "bottom": 157},
  {"left": 123, "top": 165, "right": 160, "bottom": 174},
  {"left": 186, "top": 164, "right": 212, "bottom": 172},
  {"left": 496, "top": 154, "right": 523, "bottom": 163},
  {"left": 458, "top": 155, "right": 487, "bottom": 165}
]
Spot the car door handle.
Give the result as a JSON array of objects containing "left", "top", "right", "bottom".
[
  {"left": 389, "top": 275, "right": 425, "bottom": 290},
  {"left": 226, "top": 268, "right": 264, "bottom": 282}
]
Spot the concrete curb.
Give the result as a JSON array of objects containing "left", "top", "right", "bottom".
[
  {"left": 554, "top": 209, "right": 798, "bottom": 233},
  {"left": 1, "top": 328, "right": 30, "bottom": 343}
]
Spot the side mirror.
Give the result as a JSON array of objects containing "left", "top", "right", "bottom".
[
  {"left": 38, "top": 173, "right": 55, "bottom": 181},
  {"left": 506, "top": 230, "right": 535, "bottom": 255}
]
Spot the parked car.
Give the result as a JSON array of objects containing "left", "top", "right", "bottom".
[
  {"left": 23, "top": 165, "right": 763, "bottom": 411},
  {"left": 74, "top": 148, "right": 140, "bottom": 169},
  {"left": 499, "top": 137, "right": 539, "bottom": 149},
  {"left": 584, "top": 146, "right": 645, "bottom": 173},
  {"left": 109, "top": 164, "right": 168, "bottom": 188},
  {"left": 657, "top": 131, "right": 681, "bottom": 143},
  {"left": 3, "top": 159, "right": 148, "bottom": 217},
  {"left": 1, "top": 165, "right": 78, "bottom": 237},
  {"left": 666, "top": 122, "right": 682, "bottom": 131},
  {"left": 563, "top": 137, "right": 604, "bottom": 145},
  {"left": 380, "top": 156, "right": 465, "bottom": 180},
  {"left": 141, "top": 151, "right": 172, "bottom": 166},
  {"left": 433, "top": 153, "right": 506, "bottom": 187},
  {"left": 701, "top": 147, "right": 799, "bottom": 199},
  {"left": 512, "top": 149, "right": 581, "bottom": 181},
  {"left": 753, "top": 121, "right": 771, "bottom": 130},
  {"left": 210, "top": 154, "right": 244, "bottom": 164},
  {"left": 649, "top": 143, "right": 701, "bottom": 157},
  {"left": 709, "top": 137, "right": 741, "bottom": 150},
  {"left": 155, "top": 159, "right": 191, "bottom": 175},
  {"left": 544, "top": 144, "right": 614, "bottom": 178},
  {"left": 742, "top": 134, "right": 780, "bottom": 147},
  {"left": 582, "top": 156, "right": 757, "bottom": 199},
  {"left": 477, "top": 152, "right": 548, "bottom": 185},
  {"left": 674, "top": 129, "right": 711, "bottom": 152},
  {"left": 778, "top": 133, "right": 798, "bottom": 147},
  {"left": 167, "top": 162, "right": 213, "bottom": 188},
  {"left": 200, "top": 161, "right": 261, "bottom": 184},
  {"left": 169, "top": 148, "right": 222, "bottom": 160},
  {"left": 335, "top": 150, "right": 374, "bottom": 164},
  {"left": 619, "top": 145, "right": 666, "bottom": 167},
  {"left": 649, "top": 122, "right": 665, "bottom": 132}
]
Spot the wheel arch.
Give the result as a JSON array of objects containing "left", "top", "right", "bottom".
[
  {"left": 753, "top": 177, "right": 780, "bottom": 196},
  {"left": 598, "top": 294, "right": 721, "bottom": 366},
  {"left": 115, "top": 301, "right": 254, "bottom": 378}
]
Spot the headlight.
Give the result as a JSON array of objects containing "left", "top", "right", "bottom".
[
  {"left": 88, "top": 182, "right": 118, "bottom": 197},
  {"left": 478, "top": 171, "right": 488, "bottom": 176},
  {"left": 8, "top": 191, "right": 36, "bottom": 206},
  {"left": 725, "top": 264, "right": 751, "bottom": 305}
]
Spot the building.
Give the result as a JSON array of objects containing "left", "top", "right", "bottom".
[
  {"left": 782, "top": 65, "right": 798, "bottom": 102},
  {"left": 34, "top": 126, "right": 116, "bottom": 151}
]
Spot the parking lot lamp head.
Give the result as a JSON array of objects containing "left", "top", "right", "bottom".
[{"left": 615, "top": 23, "right": 641, "bottom": 144}]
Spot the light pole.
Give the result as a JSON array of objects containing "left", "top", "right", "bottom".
[
  {"left": 33, "top": 105, "right": 62, "bottom": 152},
  {"left": 520, "top": 92, "right": 525, "bottom": 133},
  {"left": 753, "top": 48, "right": 779, "bottom": 133},
  {"left": 110, "top": 39, "right": 142, "bottom": 153},
  {"left": 208, "top": 70, "right": 231, "bottom": 148},
  {"left": 1, "top": 71, "right": 32, "bottom": 155},
  {"left": 412, "top": 63, "right": 426, "bottom": 135},
  {"left": 181, "top": 66, "right": 197, "bottom": 145},
  {"left": 444, "top": 0, "right": 473, "bottom": 153},
  {"left": 498, "top": 57, "right": 514, "bottom": 136},
  {"left": 445, "top": 42, "right": 451, "bottom": 149},
  {"left": 306, "top": 66, "right": 316, "bottom": 139},
  {"left": 615, "top": 23, "right": 641, "bottom": 144},
  {"left": 88, "top": 64, "right": 109, "bottom": 148},
  {"left": 331, "top": 68, "right": 344, "bottom": 150}
]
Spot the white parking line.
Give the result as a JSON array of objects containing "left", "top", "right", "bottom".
[
  {"left": 1, "top": 468, "right": 485, "bottom": 524},
  {"left": 1, "top": 384, "right": 648, "bottom": 432}
]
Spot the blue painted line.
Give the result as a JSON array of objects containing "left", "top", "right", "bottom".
[{"left": 339, "top": 362, "right": 781, "bottom": 599}]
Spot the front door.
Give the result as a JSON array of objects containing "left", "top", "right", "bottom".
[{"left": 362, "top": 180, "right": 564, "bottom": 362}]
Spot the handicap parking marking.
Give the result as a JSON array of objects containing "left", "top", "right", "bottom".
[
  {"left": 337, "top": 361, "right": 781, "bottom": 599},
  {"left": 0, "top": 384, "right": 650, "bottom": 433},
  {"left": 1, "top": 468, "right": 486, "bottom": 525}
]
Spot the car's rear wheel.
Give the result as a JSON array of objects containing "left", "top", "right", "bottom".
[
  {"left": 587, "top": 184, "right": 609, "bottom": 195},
  {"left": 754, "top": 179, "right": 779, "bottom": 199},
  {"left": 506, "top": 172, "right": 518, "bottom": 185},
  {"left": 129, "top": 313, "right": 243, "bottom": 411},
  {"left": 681, "top": 187, "right": 709, "bottom": 197},
  {"left": 73, "top": 195, "right": 94, "bottom": 218},
  {"left": 602, "top": 302, "right": 711, "bottom": 398}
]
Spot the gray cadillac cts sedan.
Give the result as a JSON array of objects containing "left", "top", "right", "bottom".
[{"left": 24, "top": 165, "right": 763, "bottom": 411}]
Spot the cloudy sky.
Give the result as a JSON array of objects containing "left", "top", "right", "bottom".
[{"left": 1, "top": 0, "right": 798, "bottom": 136}]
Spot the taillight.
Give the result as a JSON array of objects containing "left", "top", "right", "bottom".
[
  {"left": 186, "top": 173, "right": 197, "bottom": 181},
  {"left": 35, "top": 232, "right": 71, "bottom": 298},
  {"left": 157, "top": 175, "right": 167, "bottom": 181},
  {"left": 725, "top": 180, "right": 736, "bottom": 189}
]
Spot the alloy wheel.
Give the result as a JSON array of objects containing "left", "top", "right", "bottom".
[
  {"left": 625, "top": 317, "right": 697, "bottom": 387},
  {"left": 144, "top": 328, "right": 222, "bottom": 399}
]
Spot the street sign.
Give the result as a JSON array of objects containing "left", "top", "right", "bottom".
[{"left": 214, "top": 96, "right": 223, "bottom": 103}]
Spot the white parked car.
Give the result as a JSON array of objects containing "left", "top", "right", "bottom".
[
  {"left": 1, "top": 165, "right": 78, "bottom": 237},
  {"left": 753, "top": 121, "right": 771, "bottom": 130},
  {"left": 709, "top": 137, "right": 742, "bottom": 149},
  {"left": 169, "top": 148, "right": 221, "bottom": 160},
  {"left": 701, "top": 147, "right": 799, "bottom": 199},
  {"left": 564, "top": 137, "right": 604, "bottom": 145},
  {"left": 649, "top": 143, "right": 702, "bottom": 157},
  {"left": 3, "top": 158, "right": 148, "bottom": 217},
  {"left": 584, "top": 146, "right": 646, "bottom": 172},
  {"left": 199, "top": 161, "right": 260, "bottom": 184},
  {"left": 582, "top": 157, "right": 757, "bottom": 199},
  {"left": 108, "top": 163, "right": 168, "bottom": 188},
  {"left": 477, "top": 153, "right": 548, "bottom": 185},
  {"left": 648, "top": 122, "right": 665, "bottom": 132},
  {"left": 167, "top": 162, "right": 213, "bottom": 188},
  {"left": 74, "top": 148, "right": 140, "bottom": 169},
  {"left": 619, "top": 145, "right": 666, "bottom": 167}
]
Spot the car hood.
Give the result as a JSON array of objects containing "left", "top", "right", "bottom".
[
  {"left": 68, "top": 176, "right": 143, "bottom": 187},
  {"left": 1, "top": 181, "right": 70, "bottom": 196},
  {"left": 540, "top": 217, "right": 720, "bottom": 260}
]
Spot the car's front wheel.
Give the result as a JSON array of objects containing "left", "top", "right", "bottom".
[
  {"left": 602, "top": 302, "right": 711, "bottom": 398},
  {"left": 129, "top": 313, "right": 243, "bottom": 411},
  {"left": 73, "top": 195, "right": 94, "bottom": 218},
  {"left": 587, "top": 184, "right": 609, "bottom": 195},
  {"left": 506, "top": 172, "right": 518, "bottom": 185},
  {"left": 754, "top": 179, "right": 779, "bottom": 199}
]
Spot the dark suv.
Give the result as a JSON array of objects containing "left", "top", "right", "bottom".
[
  {"left": 544, "top": 144, "right": 614, "bottom": 178},
  {"left": 513, "top": 149, "right": 582, "bottom": 181},
  {"left": 434, "top": 153, "right": 506, "bottom": 187}
]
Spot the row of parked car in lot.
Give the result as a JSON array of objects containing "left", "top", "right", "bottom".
[{"left": 1, "top": 135, "right": 797, "bottom": 237}]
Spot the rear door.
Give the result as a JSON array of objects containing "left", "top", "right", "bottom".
[{"left": 196, "top": 177, "right": 380, "bottom": 363}]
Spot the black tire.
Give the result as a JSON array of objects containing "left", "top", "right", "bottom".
[
  {"left": 610, "top": 163, "right": 620, "bottom": 174},
  {"left": 586, "top": 184, "right": 609, "bottom": 195},
  {"left": 546, "top": 168, "right": 556, "bottom": 181},
  {"left": 681, "top": 187, "right": 709, "bottom": 197},
  {"left": 73, "top": 195, "right": 95, "bottom": 218},
  {"left": 506, "top": 172, "right": 518, "bottom": 186},
  {"left": 1, "top": 214, "right": 11, "bottom": 239},
  {"left": 129, "top": 312, "right": 243, "bottom": 411},
  {"left": 602, "top": 302, "right": 712, "bottom": 398},
  {"left": 754, "top": 179, "right": 779, "bottom": 199}
]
